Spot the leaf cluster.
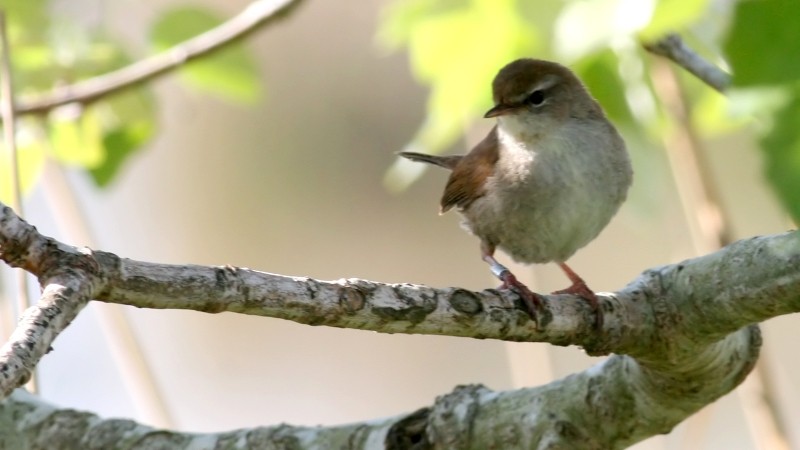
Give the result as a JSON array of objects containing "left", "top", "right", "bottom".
[{"left": 0, "top": 2, "right": 260, "bottom": 198}]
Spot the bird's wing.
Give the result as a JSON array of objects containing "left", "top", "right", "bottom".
[{"left": 440, "top": 127, "right": 500, "bottom": 213}]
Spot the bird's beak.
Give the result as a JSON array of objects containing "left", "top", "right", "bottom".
[{"left": 484, "top": 103, "right": 519, "bottom": 118}]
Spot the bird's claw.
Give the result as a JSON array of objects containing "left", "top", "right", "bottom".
[
  {"left": 497, "top": 270, "right": 543, "bottom": 322},
  {"left": 552, "top": 280, "right": 603, "bottom": 329},
  {"left": 482, "top": 252, "right": 542, "bottom": 323}
]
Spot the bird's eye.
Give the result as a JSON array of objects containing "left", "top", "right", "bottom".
[{"left": 526, "top": 90, "right": 546, "bottom": 106}]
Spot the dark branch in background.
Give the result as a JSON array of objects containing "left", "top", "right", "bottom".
[
  {"left": 644, "top": 33, "right": 731, "bottom": 92},
  {"left": 10, "top": 0, "right": 304, "bottom": 117}
]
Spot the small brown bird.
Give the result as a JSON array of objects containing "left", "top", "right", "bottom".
[{"left": 400, "top": 58, "right": 632, "bottom": 326}]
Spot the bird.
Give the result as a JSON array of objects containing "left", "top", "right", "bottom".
[{"left": 399, "top": 58, "right": 632, "bottom": 327}]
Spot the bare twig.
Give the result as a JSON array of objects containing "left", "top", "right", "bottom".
[
  {"left": 649, "top": 59, "right": 731, "bottom": 252},
  {"left": 11, "top": 0, "right": 304, "bottom": 117},
  {"left": 643, "top": 33, "right": 731, "bottom": 92}
]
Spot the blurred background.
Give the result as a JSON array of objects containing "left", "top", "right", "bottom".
[{"left": 1, "top": 0, "right": 799, "bottom": 449}]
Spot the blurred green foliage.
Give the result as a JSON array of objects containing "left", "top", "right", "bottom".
[
  {"left": 380, "top": 0, "right": 540, "bottom": 154},
  {"left": 724, "top": 0, "right": 800, "bottom": 221},
  {"left": 760, "top": 90, "right": 800, "bottom": 222},
  {"left": 150, "top": 7, "right": 262, "bottom": 104},
  {"left": 725, "top": 0, "right": 800, "bottom": 87},
  {"left": 0, "top": 1, "right": 260, "bottom": 199}
]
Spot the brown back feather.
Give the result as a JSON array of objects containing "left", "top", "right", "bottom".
[{"left": 440, "top": 127, "right": 499, "bottom": 213}]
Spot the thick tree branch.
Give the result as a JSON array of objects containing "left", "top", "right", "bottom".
[
  {"left": 1, "top": 203, "right": 796, "bottom": 447},
  {"left": 643, "top": 33, "right": 731, "bottom": 92},
  {"left": 10, "top": 0, "right": 304, "bottom": 117},
  {"left": 0, "top": 327, "right": 760, "bottom": 449}
]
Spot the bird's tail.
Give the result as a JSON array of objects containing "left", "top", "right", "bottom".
[{"left": 397, "top": 152, "right": 462, "bottom": 170}]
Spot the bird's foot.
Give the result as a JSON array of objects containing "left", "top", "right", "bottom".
[
  {"left": 553, "top": 263, "right": 603, "bottom": 329},
  {"left": 483, "top": 255, "right": 542, "bottom": 321},
  {"left": 498, "top": 271, "right": 544, "bottom": 321}
]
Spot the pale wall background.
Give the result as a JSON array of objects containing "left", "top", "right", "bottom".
[{"left": 5, "top": 0, "right": 800, "bottom": 449}]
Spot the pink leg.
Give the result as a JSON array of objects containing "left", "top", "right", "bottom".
[
  {"left": 553, "top": 262, "right": 603, "bottom": 328},
  {"left": 481, "top": 243, "right": 543, "bottom": 321}
]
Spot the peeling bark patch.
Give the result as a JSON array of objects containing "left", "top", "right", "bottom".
[
  {"left": 372, "top": 304, "right": 432, "bottom": 323},
  {"left": 449, "top": 289, "right": 483, "bottom": 315},
  {"left": 730, "top": 325, "right": 762, "bottom": 386},
  {"left": 339, "top": 286, "right": 365, "bottom": 313},
  {"left": 84, "top": 418, "right": 140, "bottom": 448},
  {"left": 0, "top": 207, "right": 32, "bottom": 268},
  {"left": 247, "top": 424, "right": 302, "bottom": 449},
  {"left": 531, "top": 302, "right": 553, "bottom": 328},
  {"left": 386, "top": 407, "right": 432, "bottom": 450},
  {"left": 427, "top": 384, "right": 486, "bottom": 448},
  {"left": 553, "top": 419, "right": 590, "bottom": 445},
  {"left": 131, "top": 430, "right": 191, "bottom": 448},
  {"left": 304, "top": 277, "right": 320, "bottom": 300},
  {"left": 33, "top": 410, "right": 94, "bottom": 449},
  {"left": 372, "top": 287, "right": 437, "bottom": 324},
  {"left": 214, "top": 267, "right": 229, "bottom": 291}
]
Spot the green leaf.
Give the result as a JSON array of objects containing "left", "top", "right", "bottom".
[
  {"left": 7, "top": 0, "right": 158, "bottom": 191},
  {"left": 0, "top": 131, "right": 46, "bottom": 203},
  {"left": 49, "top": 109, "right": 104, "bottom": 168},
  {"left": 90, "top": 121, "right": 155, "bottom": 187},
  {"left": 760, "top": 87, "right": 800, "bottom": 222},
  {"left": 150, "top": 7, "right": 262, "bottom": 103},
  {"left": 5, "top": 0, "right": 50, "bottom": 33},
  {"left": 690, "top": 88, "right": 744, "bottom": 137},
  {"left": 88, "top": 88, "right": 157, "bottom": 186},
  {"left": 724, "top": 0, "right": 800, "bottom": 86},
  {"left": 380, "top": 0, "right": 539, "bottom": 192},
  {"left": 378, "top": 0, "right": 463, "bottom": 49},
  {"left": 405, "top": 0, "right": 539, "bottom": 148}
]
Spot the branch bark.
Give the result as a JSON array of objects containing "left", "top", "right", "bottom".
[
  {"left": 0, "top": 326, "right": 760, "bottom": 450},
  {"left": 1, "top": 200, "right": 797, "bottom": 447},
  {"left": 643, "top": 33, "right": 731, "bottom": 93}
]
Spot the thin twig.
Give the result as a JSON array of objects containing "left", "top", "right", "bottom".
[
  {"left": 0, "top": 10, "right": 35, "bottom": 394},
  {"left": 650, "top": 58, "right": 731, "bottom": 251},
  {"left": 643, "top": 33, "right": 731, "bottom": 92},
  {"left": 11, "top": 0, "right": 304, "bottom": 117}
]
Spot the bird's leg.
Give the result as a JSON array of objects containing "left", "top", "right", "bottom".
[
  {"left": 481, "top": 243, "right": 543, "bottom": 321},
  {"left": 553, "top": 262, "right": 603, "bottom": 328}
]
